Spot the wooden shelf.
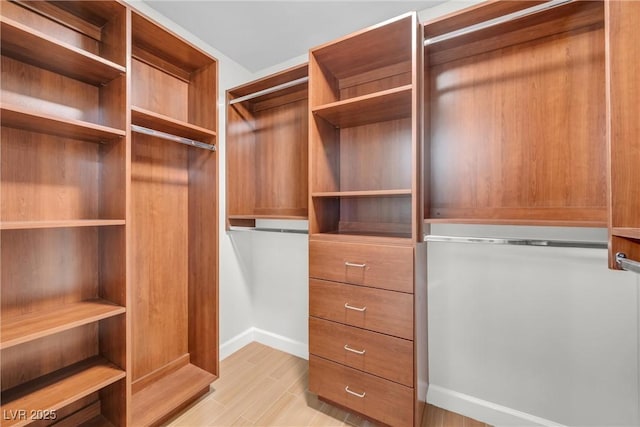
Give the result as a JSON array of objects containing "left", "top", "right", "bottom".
[
  {"left": 425, "top": 218, "right": 607, "bottom": 227},
  {"left": 612, "top": 228, "right": 640, "bottom": 240},
  {"left": 1, "top": 104, "right": 125, "bottom": 143},
  {"left": 312, "top": 189, "right": 411, "bottom": 198},
  {"left": 0, "top": 220, "right": 125, "bottom": 230},
  {"left": 131, "top": 106, "right": 217, "bottom": 141},
  {"left": 0, "top": 17, "right": 125, "bottom": 86},
  {"left": 310, "top": 232, "right": 412, "bottom": 245},
  {"left": 132, "top": 363, "right": 216, "bottom": 426},
  {"left": 80, "top": 415, "right": 116, "bottom": 427},
  {"left": 312, "top": 85, "right": 412, "bottom": 128},
  {"left": 1, "top": 299, "right": 125, "bottom": 350},
  {"left": 228, "top": 214, "right": 308, "bottom": 220},
  {"left": 1, "top": 357, "right": 125, "bottom": 427}
]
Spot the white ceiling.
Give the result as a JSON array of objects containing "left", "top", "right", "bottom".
[{"left": 143, "top": 1, "right": 445, "bottom": 72}]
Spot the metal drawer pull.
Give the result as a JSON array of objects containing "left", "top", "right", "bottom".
[
  {"left": 344, "top": 345, "right": 366, "bottom": 355},
  {"left": 345, "top": 386, "right": 366, "bottom": 398},
  {"left": 345, "top": 261, "right": 366, "bottom": 268},
  {"left": 344, "top": 303, "right": 366, "bottom": 312}
]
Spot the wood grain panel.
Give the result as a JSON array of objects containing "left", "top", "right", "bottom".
[
  {"left": 131, "top": 132, "right": 189, "bottom": 380},
  {"left": 607, "top": 0, "right": 640, "bottom": 242},
  {"left": 339, "top": 196, "right": 413, "bottom": 237},
  {"left": 1, "top": 324, "right": 98, "bottom": 392},
  {"left": 189, "top": 62, "right": 217, "bottom": 131},
  {"left": 1, "top": 228, "right": 99, "bottom": 318},
  {"left": 1, "top": 56, "right": 100, "bottom": 123},
  {"left": 131, "top": 59, "right": 188, "bottom": 123},
  {"left": 309, "top": 239, "right": 413, "bottom": 293},
  {"left": 254, "top": 98, "right": 308, "bottom": 215},
  {"left": 309, "top": 355, "right": 414, "bottom": 427},
  {"left": 429, "top": 23, "right": 606, "bottom": 224},
  {"left": 340, "top": 118, "right": 412, "bottom": 192},
  {"left": 309, "top": 317, "right": 413, "bottom": 386},
  {"left": 226, "top": 101, "right": 257, "bottom": 218},
  {"left": 1, "top": 128, "right": 100, "bottom": 221},
  {"left": 310, "top": 279, "right": 413, "bottom": 340},
  {"left": 188, "top": 147, "right": 218, "bottom": 375}
]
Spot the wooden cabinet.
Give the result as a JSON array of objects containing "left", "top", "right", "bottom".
[
  {"left": 1, "top": 2, "right": 219, "bottom": 425},
  {"left": 606, "top": 1, "right": 640, "bottom": 270},
  {"left": 308, "top": 12, "right": 427, "bottom": 426},
  {"left": 129, "top": 11, "right": 218, "bottom": 427},
  {"left": 424, "top": 1, "right": 607, "bottom": 227},
  {"left": 226, "top": 64, "right": 308, "bottom": 227},
  {"left": 1, "top": 1, "right": 127, "bottom": 425}
]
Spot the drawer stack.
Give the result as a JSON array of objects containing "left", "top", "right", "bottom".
[{"left": 308, "top": 240, "right": 423, "bottom": 426}]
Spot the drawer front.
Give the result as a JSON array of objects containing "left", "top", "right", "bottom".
[
  {"left": 309, "top": 355, "right": 414, "bottom": 427},
  {"left": 309, "top": 279, "right": 413, "bottom": 340},
  {"left": 309, "top": 317, "right": 413, "bottom": 387},
  {"left": 309, "top": 240, "right": 414, "bottom": 293}
]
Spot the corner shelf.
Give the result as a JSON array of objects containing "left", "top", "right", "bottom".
[
  {"left": 312, "top": 85, "right": 412, "bottom": 128},
  {"left": 131, "top": 106, "right": 217, "bottom": 142},
  {"left": 0, "top": 220, "right": 126, "bottom": 230},
  {"left": 0, "top": 357, "right": 125, "bottom": 427},
  {"left": 1, "top": 299, "right": 125, "bottom": 350},
  {"left": 0, "top": 17, "right": 125, "bottom": 86},
  {"left": 1, "top": 104, "right": 125, "bottom": 143},
  {"left": 132, "top": 363, "right": 216, "bottom": 426}
]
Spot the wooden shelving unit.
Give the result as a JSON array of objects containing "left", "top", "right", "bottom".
[
  {"left": 424, "top": 0, "right": 607, "bottom": 226},
  {"left": 1, "top": 1, "right": 128, "bottom": 425},
  {"left": 1, "top": 357, "right": 125, "bottom": 427},
  {"left": 130, "top": 11, "right": 219, "bottom": 425},
  {"left": 226, "top": 63, "right": 309, "bottom": 228},
  {"left": 308, "top": 12, "right": 427, "bottom": 427}
]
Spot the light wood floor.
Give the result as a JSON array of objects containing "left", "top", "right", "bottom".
[{"left": 164, "top": 342, "right": 490, "bottom": 427}]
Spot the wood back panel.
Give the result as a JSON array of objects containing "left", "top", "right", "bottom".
[
  {"left": 226, "top": 101, "right": 257, "bottom": 218},
  {"left": 428, "top": 23, "right": 606, "bottom": 224},
  {"left": 1, "top": 128, "right": 100, "bottom": 221},
  {"left": 1, "top": 56, "right": 100, "bottom": 123},
  {"left": 131, "top": 132, "right": 189, "bottom": 380},
  {"left": 131, "top": 59, "right": 189, "bottom": 122},
  {"left": 1, "top": 324, "right": 98, "bottom": 391},
  {"left": 254, "top": 98, "right": 308, "bottom": 216},
  {"left": 1, "top": 228, "right": 99, "bottom": 318}
]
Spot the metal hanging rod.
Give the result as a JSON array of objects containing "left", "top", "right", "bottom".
[
  {"left": 425, "top": 234, "right": 607, "bottom": 250},
  {"left": 229, "top": 77, "right": 309, "bottom": 105},
  {"left": 424, "top": 0, "right": 573, "bottom": 46},
  {"left": 229, "top": 226, "right": 308, "bottom": 235},
  {"left": 131, "top": 125, "right": 216, "bottom": 152},
  {"left": 616, "top": 253, "right": 640, "bottom": 274}
]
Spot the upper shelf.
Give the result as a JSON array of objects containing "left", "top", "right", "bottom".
[
  {"left": 312, "top": 189, "right": 412, "bottom": 198},
  {"left": 312, "top": 85, "right": 412, "bottom": 128},
  {"left": 1, "top": 104, "right": 125, "bottom": 143},
  {"left": 0, "top": 16, "right": 125, "bottom": 86},
  {"left": 131, "top": 106, "right": 217, "bottom": 142},
  {"left": 0, "top": 220, "right": 126, "bottom": 230}
]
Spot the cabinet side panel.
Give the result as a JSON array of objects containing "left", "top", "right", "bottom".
[
  {"left": 188, "top": 148, "right": 218, "bottom": 375},
  {"left": 226, "top": 101, "right": 257, "bottom": 217}
]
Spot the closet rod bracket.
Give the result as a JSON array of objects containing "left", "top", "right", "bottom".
[{"left": 616, "top": 253, "right": 640, "bottom": 274}]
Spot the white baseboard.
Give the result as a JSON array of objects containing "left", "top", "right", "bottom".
[
  {"left": 253, "top": 328, "right": 308, "bottom": 360},
  {"left": 427, "top": 385, "right": 567, "bottom": 427},
  {"left": 219, "top": 327, "right": 308, "bottom": 361},
  {"left": 219, "top": 328, "right": 255, "bottom": 360}
]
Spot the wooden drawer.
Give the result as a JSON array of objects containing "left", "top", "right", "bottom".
[
  {"left": 309, "top": 317, "right": 413, "bottom": 387},
  {"left": 309, "top": 240, "right": 414, "bottom": 293},
  {"left": 309, "top": 355, "right": 414, "bottom": 427},
  {"left": 309, "top": 279, "right": 413, "bottom": 340}
]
